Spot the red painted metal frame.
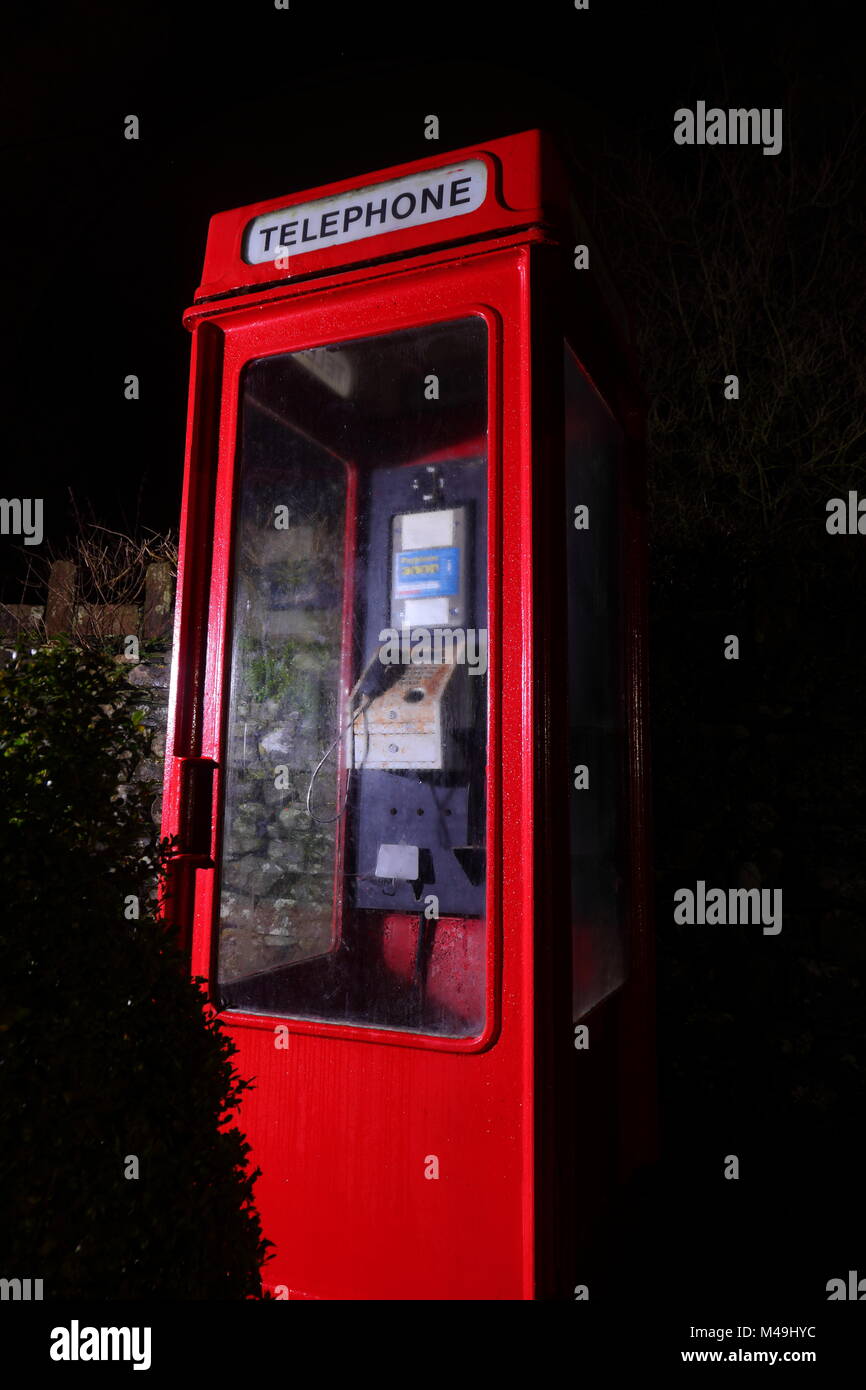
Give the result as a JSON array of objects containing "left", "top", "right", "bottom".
[
  {"left": 524, "top": 239, "right": 655, "bottom": 1295},
  {"left": 162, "top": 129, "right": 654, "bottom": 1300},
  {"left": 200, "top": 289, "right": 505, "bottom": 1055},
  {"left": 165, "top": 246, "right": 538, "bottom": 1298}
]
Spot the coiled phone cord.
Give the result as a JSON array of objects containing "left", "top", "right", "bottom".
[{"left": 304, "top": 645, "right": 384, "bottom": 826}]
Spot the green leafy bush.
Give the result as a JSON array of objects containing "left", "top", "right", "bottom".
[{"left": 0, "top": 641, "right": 271, "bottom": 1298}]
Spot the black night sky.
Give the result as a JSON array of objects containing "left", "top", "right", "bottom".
[
  {"left": 2, "top": 0, "right": 841, "bottom": 576},
  {"left": 3, "top": 0, "right": 864, "bottom": 1350},
  {"left": 3, "top": 2, "right": 855, "bottom": 571}
]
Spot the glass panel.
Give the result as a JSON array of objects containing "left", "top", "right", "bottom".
[
  {"left": 564, "top": 343, "right": 627, "bottom": 1018},
  {"left": 218, "top": 318, "right": 489, "bottom": 1038}
]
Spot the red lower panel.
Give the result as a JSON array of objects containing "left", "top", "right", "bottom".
[{"left": 227, "top": 1018, "right": 528, "bottom": 1300}]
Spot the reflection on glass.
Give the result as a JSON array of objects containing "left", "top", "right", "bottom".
[
  {"left": 564, "top": 343, "right": 627, "bottom": 1018},
  {"left": 218, "top": 319, "right": 489, "bottom": 1038}
]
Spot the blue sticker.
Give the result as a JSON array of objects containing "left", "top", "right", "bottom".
[{"left": 393, "top": 546, "right": 460, "bottom": 598}]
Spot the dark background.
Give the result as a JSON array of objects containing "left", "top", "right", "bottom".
[
  {"left": 6, "top": 0, "right": 850, "bottom": 581},
  {"left": 3, "top": 0, "right": 864, "bottom": 1327}
]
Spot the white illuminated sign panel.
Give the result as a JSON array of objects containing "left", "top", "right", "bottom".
[{"left": 243, "top": 160, "right": 488, "bottom": 265}]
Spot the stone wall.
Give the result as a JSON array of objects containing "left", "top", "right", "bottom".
[
  {"left": 217, "top": 515, "right": 345, "bottom": 985},
  {"left": 122, "top": 647, "right": 172, "bottom": 841}
]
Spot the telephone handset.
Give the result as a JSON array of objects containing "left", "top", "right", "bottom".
[
  {"left": 351, "top": 504, "right": 471, "bottom": 773},
  {"left": 304, "top": 501, "right": 471, "bottom": 813}
]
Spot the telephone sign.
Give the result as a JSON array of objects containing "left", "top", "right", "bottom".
[{"left": 245, "top": 160, "right": 487, "bottom": 262}]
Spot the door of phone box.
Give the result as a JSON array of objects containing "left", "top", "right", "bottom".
[{"left": 161, "top": 130, "right": 654, "bottom": 1301}]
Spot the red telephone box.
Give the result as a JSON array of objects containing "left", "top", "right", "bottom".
[{"left": 162, "top": 130, "right": 654, "bottom": 1301}]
